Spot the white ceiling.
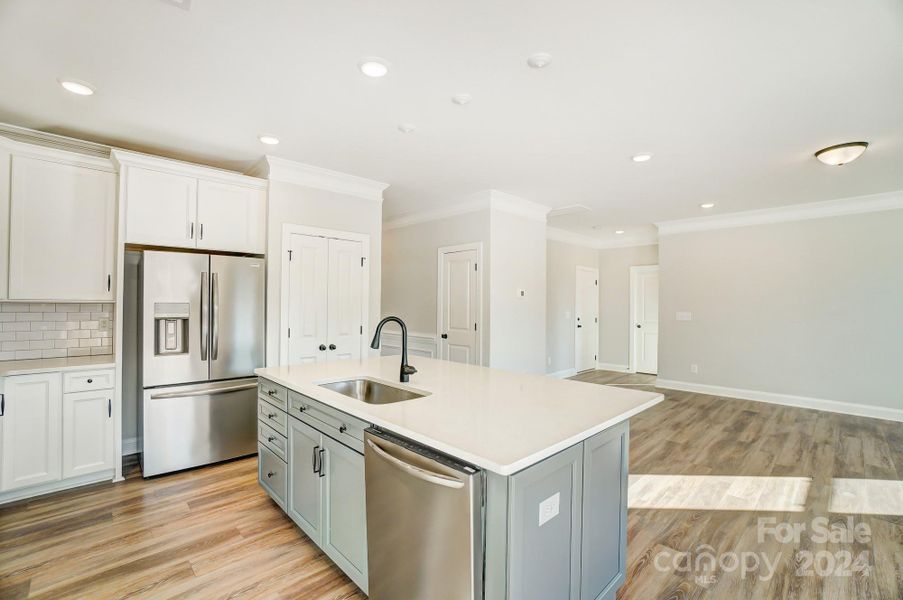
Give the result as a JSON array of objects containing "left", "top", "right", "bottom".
[{"left": 1, "top": 0, "right": 901, "bottom": 242}]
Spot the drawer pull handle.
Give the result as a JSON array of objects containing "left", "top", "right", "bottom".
[
  {"left": 87, "top": 378, "right": 93, "bottom": 384},
  {"left": 298, "top": 405, "right": 307, "bottom": 412},
  {"left": 339, "top": 425, "right": 347, "bottom": 434},
  {"left": 267, "top": 436, "right": 276, "bottom": 443},
  {"left": 266, "top": 471, "right": 275, "bottom": 478},
  {"left": 267, "top": 413, "right": 277, "bottom": 419},
  {"left": 267, "top": 389, "right": 277, "bottom": 396}
]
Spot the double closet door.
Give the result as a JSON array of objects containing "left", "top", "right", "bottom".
[{"left": 285, "top": 233, "right": 365, "bottom": 364}]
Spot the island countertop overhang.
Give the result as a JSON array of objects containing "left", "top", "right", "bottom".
[{"left": 256, "top": 356, "right": 662, "bottom": 475}]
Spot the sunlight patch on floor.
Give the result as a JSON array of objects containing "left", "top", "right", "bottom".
[
  {"left": 829, "top": 478, "right": 903, "bottom": 516},
  {"left": 628, "top": 474, "right": 811, "bottom": 512}
]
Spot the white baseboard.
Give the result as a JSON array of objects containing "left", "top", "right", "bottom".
[
  {"left": 596, "top": 362, "right": 631, "bottom": 373},
  {"left": 548, "top": 368, "right": 578, "bottom": 379},
  {"left": 655, "top": 378, "right": 903, "bottom": 423},
  {"left": 122, "top": 436, "right": 139, "bottom": 456}
]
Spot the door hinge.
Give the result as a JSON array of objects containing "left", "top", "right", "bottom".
[
  {"left": 361, "top": 257, "right": 366, "bottom": 267},
  {"left": 287, "top": 327, "right": 291, "bottom": 339},
  {"left": 594, "top": 354, "right": 597, "bottom": 361},
  {"left": 595, "top": 279, "right": 598, "bottom": 285},
  {"left": 360, "top": 325, "right": 363, "bottom": 334},
  {"left": 288, "top": 249, "right": 293, "bottom": 261},
  {"left": 474, "top": 263, "right": 478, "bottom": 271},
  {"left": 474, "top": 322, "right": 477, "bottom": 331},
  {"left": 595, "top": 317, "right": 598, "bottom": 323}
]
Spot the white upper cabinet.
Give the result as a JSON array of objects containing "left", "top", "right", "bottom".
[
  {"left": 115, "top": 150, "right": 266, "bottom": 255},
  {"left": 8, "top": 155, "right": 116, "bottom": 301},
  {"left": 125, "top": 167, "right": 198, "bottom": 248},
  {"left": 196, "top": 180, "right": 266, "bottom": 254}
]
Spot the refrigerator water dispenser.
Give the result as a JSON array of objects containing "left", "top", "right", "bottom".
[{"left": 154, "top": 302, "right": 189, "bottom": 355}]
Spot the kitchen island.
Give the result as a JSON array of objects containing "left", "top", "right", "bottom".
[{"left": 255, "top": 356, "right": 662, "bottom": 600}]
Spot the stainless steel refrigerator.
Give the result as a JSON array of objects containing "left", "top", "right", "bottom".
[{"left": 138, "top": 250, "right": 265, "bottom": 477}]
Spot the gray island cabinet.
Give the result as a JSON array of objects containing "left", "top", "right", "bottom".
[{"left": 256, "top": 367, "right": 638, "bottom": 600}]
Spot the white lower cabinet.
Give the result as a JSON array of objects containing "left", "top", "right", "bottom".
[
  {"left": 0, "top": 373, "right": 62, "bottom": 492},
  {"left": 286, "top": 415, "right": 368, "bottom": 593},
  {"left": 0, "top": 369, "right": 116, "bottom": 500},
  {"left": 62, "top": 390, "right": 115, "bottom": 479}
]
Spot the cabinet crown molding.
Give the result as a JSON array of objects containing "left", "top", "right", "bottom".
[
  {"left": 0, "top": 134, "right": 114, "bottom": 172},
  {"left": 249, "top": 155, "right": 388, "bottom": 203},
  {"left": 111, "top": 149, "right": 266, "bottom": 189}
]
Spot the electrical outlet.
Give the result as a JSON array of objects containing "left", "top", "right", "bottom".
[
  {"left": 690, "top": 364, "right": 699, "bottom": 374},
  {"left": 538, "top": 492, "right": 560, "bottom": 527},
  {"left": 517, "top": 289, "right": 526, "bottom": 298}
]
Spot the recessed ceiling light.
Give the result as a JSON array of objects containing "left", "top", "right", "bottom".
[
  {"left": 815, "top": 142, "right": 868, "bottom": 166},
  {"left": 526, "top": 52, "right": 552, "bottom": 69},
  {"left": 452, "top": 93, "right": 472, "bottom": 105},
  {"left": 58, "top": 78, "right": 95, "bottom": 96},
  {"left": 258, "top": 134, "right": 280, "bottom": 145},
  {"left": 632, "top": 153, "right": 652, "bottom": 162},
  {"left": 700, "top": 203, "right": 715, "bottom": 209},
  {"left": 398, "top": 123, "right": 416, "bottom": 134},
  {"left": 615, "top": 230, "right": 625, "bottom": 235},
  {"left": 359, "top": 58, "right": 389, "bottom": 78}
]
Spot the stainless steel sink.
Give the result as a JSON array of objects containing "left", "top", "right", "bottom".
[{"left": 319, "top": 378, "right": 427, "bottom": 405}]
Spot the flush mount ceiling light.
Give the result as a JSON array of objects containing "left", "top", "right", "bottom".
[
  {"left": 397, "top": 123, "right": 416, "bottom": 134},
  {"left": 615, "top": 230, "right": 625, "bottom": 235},
  {"left": 258, "top": 134, "right": 280, "bottom": 145},
  {"left": 58, "top": 78, "right": 95, "bottom": 96},
  {"left": 359, "top": 58, "right": 389, "bottom": 78},
  {"left": 700, "top": 203, "right": 715, "bottom": 209},
  {"left": 632, "top": 153, "right": 652, "bottom": 162},
  {"left": 452, "top": 93, "right": 472, "bottom": 105},
  {"left": 526, "top": 52, "right": 552, "bottom": 69},
  {"left": 814, "top": 142, "right": 868, "bottom": 166}
]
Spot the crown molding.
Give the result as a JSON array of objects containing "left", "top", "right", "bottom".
[
  {"left": 384, "top": 189, "right": 549, "bottom": 231},
  {"left": 0, "top": 122, "right": 110, "bottom": 159},
  {"left": 251, "top": 155, "right": 388, "bottom": 202},
  {"left": 111, "top": 149, "right": 265, "bottom": 188},
  {"left": 656, "top": 190, "right": 903, "bottom": 236},
  {"left": 0, "top": 134, "right": 115, "bottom": 172},
  {"left": 546, "top": 226, "right": 658, "bottom": 250}
]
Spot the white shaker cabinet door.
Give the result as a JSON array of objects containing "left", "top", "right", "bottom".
[
  {"left": 62, "top": 390, "right": 115, "bottom": 479},
  {"left": 0, "top": 147, "right": 10, "bottom": 300},
  {"left": 8, "top": 156, "right": 116, "bottom": 300},
  {"left": 0, "top": 373, "right": 62, "bottom": 492},
  {"left": 196, "top": 180, "right": 266, "bottom": 254},
  {"left": 125, "top": 166, "right": 198, "bottom": 248}
]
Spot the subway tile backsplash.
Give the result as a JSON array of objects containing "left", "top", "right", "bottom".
[{"left": 0, "top": 303, "right": 114, "bottom": 361}]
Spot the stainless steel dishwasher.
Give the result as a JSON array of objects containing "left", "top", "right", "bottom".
[{"left": 365, "top": 428, "right": 483, "bottom": 600}]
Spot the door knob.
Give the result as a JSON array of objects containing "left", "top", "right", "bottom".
[
  {"left": 319, "top": 344, "right": 327, "bottom": 351},
  {"left": 636, "top": 324, "right": 642, "bottom": 328},
  {"left": 329, "top": 344, "right": 337, "bottom": 350},
  {"left": 441, "top": 334, "right": 448, "bottom": 339},
  {"left": 577, "top": 325, "right": 582, "bottom": 328}
]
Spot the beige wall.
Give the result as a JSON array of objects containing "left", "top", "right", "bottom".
[
  {"left": 545, "top": 240, "right": 599, "bottom": 374},
  {"left": 658, "top": 209, "right": 903, "bottom": 410},
  {"left": 265, "top": 180, "right": 382, "bottom": 365},
  {"left": 489, "top": 210, "right": 547, "bottom": 374},
  {"left": 598, "top": 244, "right": 659, "bottom": 368},
  {"left": 381, "top": 210, "right": 491, "bottom": 362}
]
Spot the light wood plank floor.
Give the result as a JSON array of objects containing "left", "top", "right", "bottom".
[{"left": 1, "top": 371, "right": 901, "bottom": 599}]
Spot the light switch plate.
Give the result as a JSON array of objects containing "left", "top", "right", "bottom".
[{"left": 538, "top": 492, "right": 560, "bottom": 527}]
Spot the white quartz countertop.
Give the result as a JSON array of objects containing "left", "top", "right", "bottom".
[
  {"left": 256, "top": 356, "right": 662, "bottom": 475},
  {"left": 0, "top": 355, "right": 116, "bottom": 377}
]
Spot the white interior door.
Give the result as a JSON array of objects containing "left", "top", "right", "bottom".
[
  {"left": 286, "top": 234, "right": 328, "bottom": 364},
  {"left": 438, "top": 246, "right": 481, "bottom": 365},
  {"left": 326, "top": 238, "right": 363, "bottom": 361},
  {"left": 575, "top": 267, "right": 599, "bottom": 372},
  {"left": 631, "top": 266, "right": 660, "bottom": 375}
]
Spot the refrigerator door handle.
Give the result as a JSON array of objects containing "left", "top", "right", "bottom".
[
  {"left": 200, "top": 271, "right": 209, "bottom": 361},
  {"left": 211, "top": 272, "right": 219, "bottom": 360},
  {"left": 149, "top": 382, "right": 257, "bottom": 399}
]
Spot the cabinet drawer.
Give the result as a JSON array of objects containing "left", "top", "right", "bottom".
[
  {"left": 257, "top": 397, "right": 286, "bottom": 436},
  {"left": 288, "top": 391, "right": 367, "bottom": 453},
  {"left": 258, "top": 379, "right": 286, "bottom": 410},
  {"left": 63, "top": 369, "right": 114, "bottom": 393},
  {"left": 258, "top": 421, "right": 287, "bottom": 461},
  {"left": 258, "top": 444, "right": 287, "bottom": 509}
]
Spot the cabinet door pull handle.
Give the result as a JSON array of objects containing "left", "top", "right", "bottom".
[
  {"left": 318, "top": 448, "right": 326, "bottom": 478},
  {"left": 312, "top": 445, "right": 320, "bottom": 474},
  {"left": 108, "top": 398, "right": 112, "bottom": 418},
  {"left": 107, "top": 274, "right": 111, "bottom": 292},
  {"left": 0, "top": 394, "right": 4, "bottom": 417},
  {"left": 190, "top": 222, "right": 195, "bottom": 239},
  {"left": 199, "top": 223, "right": 204, "bottom": 240}
]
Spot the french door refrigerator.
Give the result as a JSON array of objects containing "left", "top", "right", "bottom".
[{"left": 139, "top": 250, "right": 265, "bottom": 477}]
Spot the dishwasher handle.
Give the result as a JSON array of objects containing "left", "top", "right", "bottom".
[{"left": 366, "top": 438, "right": 465, "bottom": 489}]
